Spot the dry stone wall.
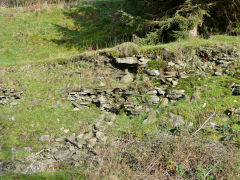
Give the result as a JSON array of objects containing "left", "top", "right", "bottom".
[{"left": 67, "top": 46, "right": 240, "bottom": 115}]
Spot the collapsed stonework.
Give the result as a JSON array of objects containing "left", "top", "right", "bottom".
[
  {"left": 67, "top": 46, "right": 240, "bottom": 115},
  {"left": 1, "top": 45, "right": 239, "bottom": 175},
  {"left": 0, "top": 87, "right": 23, "bottom": 105},
  {"left": 68, "top": 87, "right": 185, "bottom": 115},
  {"left": 0, "top": 114, "right": 115, "bottom": 175}
]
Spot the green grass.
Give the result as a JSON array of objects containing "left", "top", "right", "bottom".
[
  {"left": 140, "top": 35, "right": 240, "bottom": 53},
  {"left": 109, "top": 74, "right": 240, "bottom": 145},
  {"left": 2, "top": 171, "right": 87, "bottom": 180},
  {"left": 0, "top": 62, "right": 103, "bottom": 160},
  {"left": 0, "top": 5, "right": 239, "bottom": 66},
  {"left": 0, "top": 4, "right": 240, "bottom": 179},
  {"left": 0, "top": 6, "right": 79, "bottom": 65}
]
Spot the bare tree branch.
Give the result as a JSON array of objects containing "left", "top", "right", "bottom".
[{"left": 192, "top": 107, "right": 216, "bottom": 136}]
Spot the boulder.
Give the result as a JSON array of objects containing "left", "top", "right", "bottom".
[
  {"left": 161, "top": 98, "right": 169, "bottom": 107},
  {"left": 149, "top": 95, "right": 160, "bottom": 105},
  {"left": 120, "top": 74, "right": 133, "bottom": 84},
  {"left": 143, "top": 111, "right": 158, "bottom": 124},
  {"left": 168, "top": 113, "right": 185, "bottom": 126},
  {"left": 115, "top": 57, "right": 138, "bottom": 67},
  {"left": 146, "top": 69, "right": 160, "bottom": 76}
]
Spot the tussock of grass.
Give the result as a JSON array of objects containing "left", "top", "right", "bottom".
[{"left": 115, "top": 42, "right": 140, "bottom": 57}]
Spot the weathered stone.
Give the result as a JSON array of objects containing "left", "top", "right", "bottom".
[
  {"left": 149, "top": 95, "right": 160, "bottom": 104},
  {"left": 73, "top": 107, "right": 80, "bottom": 111},
  {"left": 120, "top": 74, "right": 133, "bottom": 84},
  {"left": 147, "top": 90, "right": 158, "bottom": 95},
  {"left": 94, "top": 122, "right": 106, "bottom": 131},
  {"left": 143, "top": 111, "right": 158, "bottom": 124},
  {"left": 155, "top": 87, "right": 166, "bottom": 95},
  {"left": 55, "top": 136, "right": 66, "bottom": 142},
  {"left": 87, "top": 138, "right": 97, "bottom": 148},
  {"left": 227, "top": 107, "right": 240, "bottom": 115},
  {"left": 166, "top": 90, "right": 185, "bottom": 100},
  {"left": 25, "top": 161, "right": 43, "bottom": 174},
  {"left": 115, "top": 57, "right": 138, "bottom": 66},
  {"left": 161, "top": 98, "right": 169, "bottom": 107},
  {"left": 168, "top": 113, "right": 185, "bottom": 126},
  {"left": 39, "top": 135, "right": 50, "bottom": 142},
  {"left": 96, "top": 131, "right": 107, "bottom": 142},
  {"left": 77, "top": 138, "right": 87, "bottom": 148},
  {"left": 172, "top": 81, "right": 178, "bottom": 86},
  {"left": 54, "top": 148, "right": 71, "bottom": 161},
  {"left": 83, "top": 132, "right": 94, "bottom": 141},
  {"left": 232, "top": 89, "right": 240, "bottom": 96},
  {"left": 41, "top": 159, "right": 56, "bottom": 166},
  {"left": 146, "top": 69, "right": 160, "bottom": 76},
  {"left": 138, "top": 56, "right": 149, "bottom": 66},
  {"left": 164, "top": 71, "right": 177, "bottom": 77},
  {"left": 214, "top": 71, "right": 222, "bottom": 76},
  {"left": 0, "top": 87, "right": 23, "bottom": 105},
  {"left": 104, "top": 114, "right": 116, "bottom": 122}
]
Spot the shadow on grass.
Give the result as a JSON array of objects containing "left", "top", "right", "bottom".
[{"left": 52, "top": 0, "right": 135, "bottom": 50}]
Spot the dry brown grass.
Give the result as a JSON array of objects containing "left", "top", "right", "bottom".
[{"left": 86, "top": 135, "right": 240, "bottom": 179}]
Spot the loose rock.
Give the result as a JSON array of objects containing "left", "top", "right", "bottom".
[{"left": 168, "top": 113, "right": 185, "bottom": 126}]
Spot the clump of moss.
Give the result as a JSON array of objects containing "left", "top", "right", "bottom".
[
  {"left": 147, "top": 60, "right": 167, "bottom": 70},
  {"left": 115, "top": 42, "right": 140, "bottom": 57}
]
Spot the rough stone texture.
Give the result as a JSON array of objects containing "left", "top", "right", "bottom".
[
  {"left": 227, "top": 107, "right": 240, "bottom": 116},
  {"left": 114, "top": 55, "right": 149, "bottom": 68},
  {"left": 120, "top": 70, "right": 134, "bottom": 84},
  {"left": 168, "top": 113, "right": 185, "bottom": 126},
  {"left": 1, "top": 46, "right": 239, "bottom": 175},
  {"left": 67, "top": 46, "right": 240, "bottom": 115},
  {"left": 0, "top": 86, "right": 23, "bottom": 105},
  {"left": 161, "top": 98, "right": 169, "bottom": 107},
  {"left": 68, "top": 85, "right": 186, "bottom": 115},
  {"left": 143, "top": 111, "right": 158, "bottom": 124},
  {"left": 1, "top": 116, "right": 110, "bottom": 175}
]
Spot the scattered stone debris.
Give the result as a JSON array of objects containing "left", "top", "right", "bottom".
[
  {"left": 67, "top": 86, "right": 186, "bottom": 115},
  {"left": 0, "top": 114, "right": 113, "bottom": 175},
  {"left": 143, "top": 110, "right": 158, "bottom": 124},
  {"left": 0, "top": 87, "right": 23, "bottom": 105},
  {"left": 168, "top": 113, "right": 185, "bottom": 126},
  {"left": 227, "top": 107, "right": 240, "bottom": 116},
  {"left": 231, "top": 83, "right": 240, "bottom": 96},
  {"left": 66, "top": 46, "right": 240, "bottom": 115}
]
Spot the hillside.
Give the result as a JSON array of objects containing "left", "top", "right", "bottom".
[{"left": 0, "top": 2, "right": 240, "bottom": 179}]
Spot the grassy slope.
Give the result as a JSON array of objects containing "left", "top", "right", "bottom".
[
  {"left": 0, "top": 5, "right": 240, "bottom": 179},
  {"left": 0, "top": 6, "right": 79, "bottom": 65},
  {"left": 0, "top": 58, "right": 239, "bottom": 179},
  {"left": 141, "top": 35, "right": 240, "bottom": 52}
]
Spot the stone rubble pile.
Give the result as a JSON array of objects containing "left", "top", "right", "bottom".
[
  {"left": 0, "top": 87, "right": 23, "bottom": 105},
  {"left": 68, "top": 45, "right": 240, "bottom": 115},
  {"left": 231, "top": 83, "right": 240, "bottom": 96},
  {"left": 68, "top": 86, "right": 186, "bottom": 115},
  {"left": 1, "top": 114, "right": 115, "bottom": 175}
]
